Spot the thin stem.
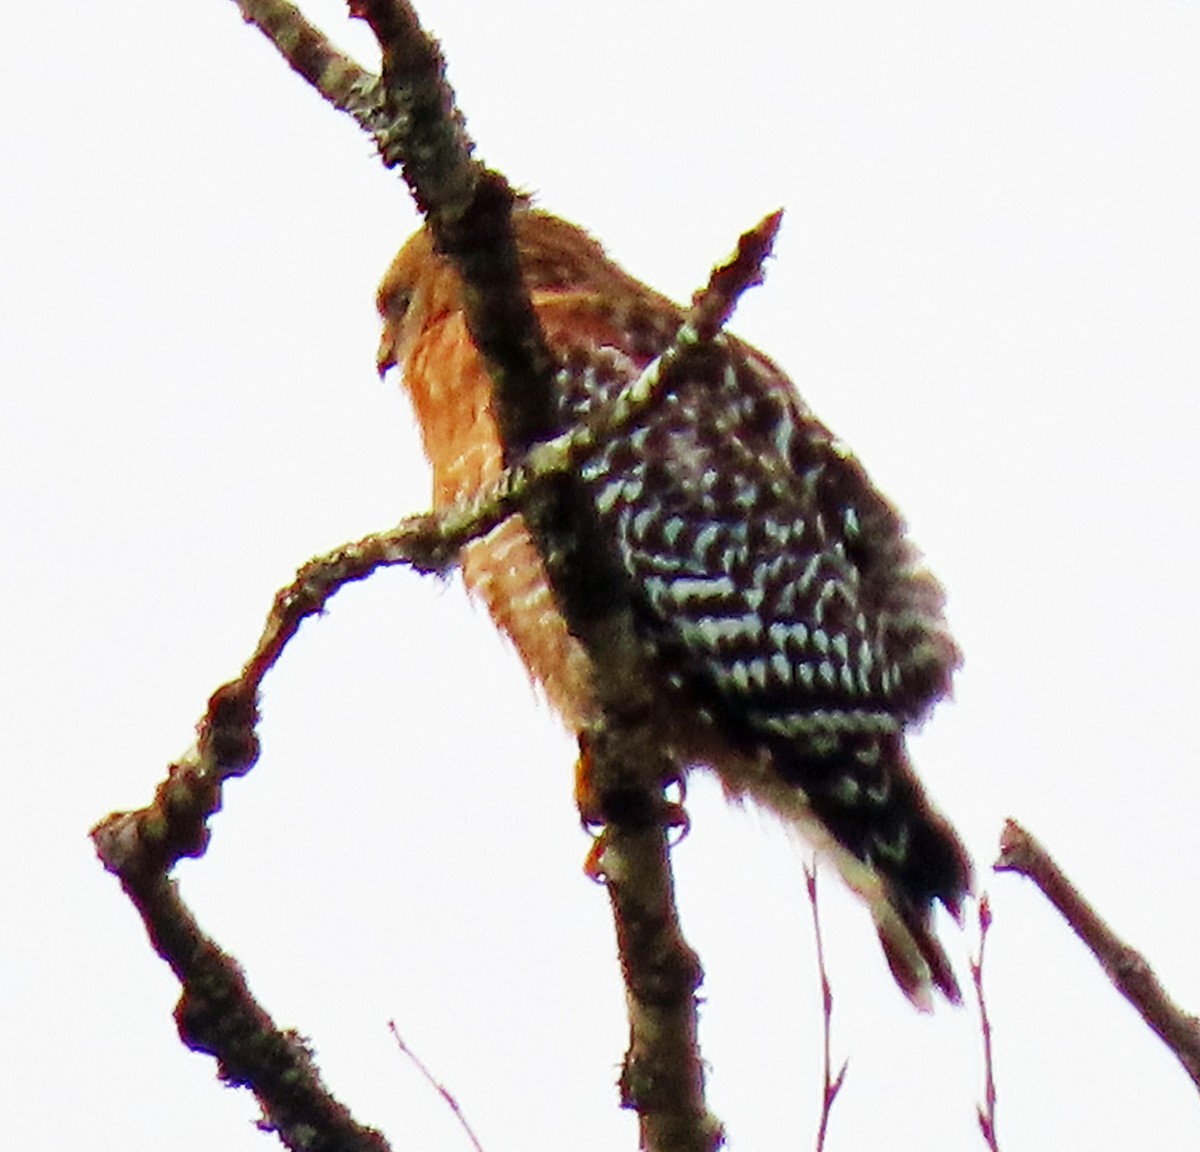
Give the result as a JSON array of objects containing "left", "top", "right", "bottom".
[
  {"left": 971, "top": 894, "right": 1000, "bottom": 1151},
  {"left": 804, "top": 860, "right": 848, "bottom": 1152},
  {"left": 388, "top": 1022, "right": 485, "bottom": 1152}
]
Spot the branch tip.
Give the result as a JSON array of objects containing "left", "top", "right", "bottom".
[{"left": 995, "top": 819, "right": 1200, "bottom": 1094}]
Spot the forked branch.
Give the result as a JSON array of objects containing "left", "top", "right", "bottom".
[{"left": 94, "top": 4, "right": 778, "bottom": 1145}]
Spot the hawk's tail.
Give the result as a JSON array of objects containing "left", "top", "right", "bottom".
[
  {"left": 876, "top": 885, "right": 963, "bottom": 1009},
  {"left": 777, "top": 730, "right": 971, "bottom": 1009}
]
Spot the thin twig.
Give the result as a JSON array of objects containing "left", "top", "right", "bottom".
[
  {"left": 996, "top": 819, "right": 1200, "bottom": 1093},
  {"left": 387, "top": 1022, "right": 485, "bottom": 1152},
  {"left": 690, "top": 209, "right": 782, "bottom": 341},
  {"left": 804, "top": 861, "right": 848, "bottom": 1152},
  {"left": 970, "top": 894, "right": 1000, "bottom": 1152}
]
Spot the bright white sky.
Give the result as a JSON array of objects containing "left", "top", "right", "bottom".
[{"left": 3, "top": 1, "right": 1199, "bottom": 1149}]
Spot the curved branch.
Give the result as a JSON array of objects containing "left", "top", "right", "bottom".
[{"left": 91, "top": 509, "right": 483, "bottom": 1152}]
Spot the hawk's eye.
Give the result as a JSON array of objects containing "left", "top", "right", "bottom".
[{"left": 387, "top": 287, "right": 412, "bottom": 319}]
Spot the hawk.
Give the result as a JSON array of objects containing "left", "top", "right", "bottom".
[{"left": 377, "top": 207, "right": 970, "bottom": 1006}]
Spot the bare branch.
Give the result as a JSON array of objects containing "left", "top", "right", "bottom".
[
  {"left": 689, "top": 209, "right": 783, "bottom": 341},
  {"left": 569, "top": 215, "right": 781, "bottom": 1152},
  {"left": 93, "top": 811, "right": 392, "bottom": 1152},
  {"left": 583, "top": 725, "right": 722, "bottom": 1152},
  {"left": 91, "top": 510, "right": 478, "bottom": 1152},
  {"left": 348, "top": 0, "right": 562, "bottom": 462},
  {"left": 234, "top": 0, "right": 386, "bottom": 129},
  {"left": 970, "top": 895, "right": 1000, "bottom": 1152},
  {"left": 804, "top": 861, "right": 847, "bottom": 1152},
  {"left": 520, "top": 209, "right": 783, "bottom": 483},
  {"left": 388, "top": 1022, "right": 485, "bottom": 1152},
  {"left": 996, "top": 819, "right": 1200, "bottom": 1093}
]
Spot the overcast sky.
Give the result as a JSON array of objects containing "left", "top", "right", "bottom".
[{"left": 4, "top": 1, "right": 1200, "bottom": 1149}]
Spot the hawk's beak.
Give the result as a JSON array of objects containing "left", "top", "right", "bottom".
[{"left": 376, "top": 331, "right": 397, "bottom": 379}]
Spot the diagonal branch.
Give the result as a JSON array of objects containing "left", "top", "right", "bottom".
[
  {"left": 387, "top": 1022, "right": 485, "bottom": 1152},
  {"left": 349, "top": 0, "right": 561, "bottom": 459},
  {"left": 996, "top": 819, "right": 1200, "bottom": 1093},
  {"left": 234, "top": 0, "right": 386, "bottom": 129},
  {"left": 95, "top": 839, "right": 392, "bottom": 1152}
]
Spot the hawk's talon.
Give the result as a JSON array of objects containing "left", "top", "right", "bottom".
[
  {"left": 663, "top": 798, "right": 691, "bottom": 846},
  {"left": 582, "top": 830, "right": 609, "bottom": 883},
  {"left": 664, "top": 768, "right": 688, "bottom": 807},
  {"left": 574, "top": 747, "right": 605, "bottom": 832}
]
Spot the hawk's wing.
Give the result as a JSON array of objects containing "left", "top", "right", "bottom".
[
  {"left": 542, "top": 301, "right": 967, "bottom": 921},
  {"left": 544, "top": 309, "right": 958, "bottom": 732}
]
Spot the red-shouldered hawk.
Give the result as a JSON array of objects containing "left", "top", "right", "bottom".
[{"left": 377, "top": 207, "right": 970, "bottom": 1007}]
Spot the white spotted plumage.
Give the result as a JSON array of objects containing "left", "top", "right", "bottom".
[{"left": 377, "top": 207, "right": 971, "bottom": 1007}]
